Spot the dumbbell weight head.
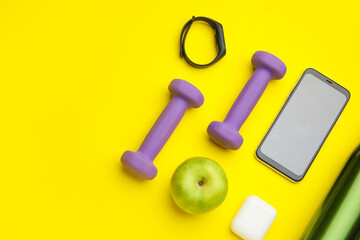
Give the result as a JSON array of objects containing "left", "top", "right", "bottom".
[
  {"left": 122, "top": 150, "right": 158, "bottom": 179},
  {"left": 251, "top": 51, "right": 287, "bottom": 80},
  {"left": 169, "top": 79, "right": 204, "bottom": 108},
  {"left": 208, "top": 121, "right": 244, "bottom": 150}
]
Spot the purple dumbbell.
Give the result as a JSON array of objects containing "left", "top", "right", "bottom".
[
  {"left": 207, "top": 51, "right": 286, "bottom": 150},
  {"left": 121, "top": 79, "right": 204, "bottom": 180}
]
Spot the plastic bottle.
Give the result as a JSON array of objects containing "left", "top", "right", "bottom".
[{"left": 301, "top": 145, "right": 360, "bottom": 240}]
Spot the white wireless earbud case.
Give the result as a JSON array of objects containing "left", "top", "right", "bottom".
[{"left": 231, "top": 195, "right": 276, "bottom": 240}]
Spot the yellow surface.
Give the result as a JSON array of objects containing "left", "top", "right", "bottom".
[{"left": 0, "top": 0, "right": 359, "bottom": 239}]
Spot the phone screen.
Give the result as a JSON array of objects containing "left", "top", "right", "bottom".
[{"left": 256, "top": 69, "right": 350, "bottom": 181}]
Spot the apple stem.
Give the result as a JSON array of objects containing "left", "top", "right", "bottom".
[{"left": 198, "top": 177, "right": 205, "bottom": 186}]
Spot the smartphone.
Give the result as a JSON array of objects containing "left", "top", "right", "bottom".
[{"left": 256, "top": 68, "right": 350, "bottom": 182}]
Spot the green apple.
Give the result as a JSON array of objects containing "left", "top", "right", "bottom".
[{"left": 170, "top": 157, "right": 228, "bottom": 214}]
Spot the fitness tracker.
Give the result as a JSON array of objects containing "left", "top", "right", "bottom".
[{"left": 180, "top": 16, "right": 226, "bottom": 68}]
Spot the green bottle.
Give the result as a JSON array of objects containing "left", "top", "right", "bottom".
[{"left": 302, "top": 145, "right": 360, "bottom": 240}]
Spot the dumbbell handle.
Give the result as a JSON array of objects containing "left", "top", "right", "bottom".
[
  {"left": 224, "top": 68, "right": 271, "bottom": 130},
  {"left": 138, "top": 96, "right": 188, "bottom": 161}
]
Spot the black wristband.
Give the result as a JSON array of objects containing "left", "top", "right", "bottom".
[{"left": 180, "top": 16, "right": 226, "bottom": 68}]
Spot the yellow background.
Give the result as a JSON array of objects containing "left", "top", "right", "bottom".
[{"left": 0, "top": 0, "right": 359, "bottom": 239}]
